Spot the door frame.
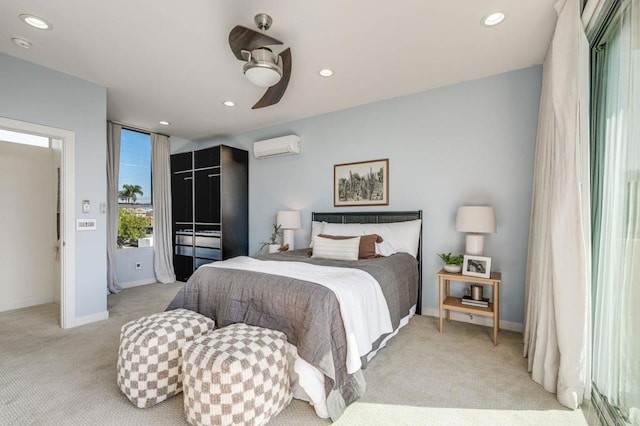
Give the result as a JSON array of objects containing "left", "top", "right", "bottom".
[{"left": 0, "top": 116, "right": 76, "bottom": 328}]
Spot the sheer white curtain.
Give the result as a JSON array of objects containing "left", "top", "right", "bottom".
[
  {"left": 523, "top": 0, "right": 591, "bottom": 409},
  {"left": 107, "top": 122, "right": 122, "bottom": 294},
  {"left": 591, "top": 0, "right": 640, "bottom": 421},
  {"left": 151, "top": 133, "right": 176, "bottom": 283}
]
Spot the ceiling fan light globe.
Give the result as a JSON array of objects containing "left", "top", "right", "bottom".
[
  {"left": 243, "top": 48, "right": 283, "bottom": 87},
  {"left": 243, "top": 62, "right": 282, "bottom": 87}
]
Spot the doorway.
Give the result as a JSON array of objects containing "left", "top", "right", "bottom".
[{"left": 0, "top": 117, "right": 75, "bottom": 328}]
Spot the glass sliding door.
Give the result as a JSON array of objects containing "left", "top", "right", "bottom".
[{"left": 590, "top": 0, "right": 640, "bottom": 424}]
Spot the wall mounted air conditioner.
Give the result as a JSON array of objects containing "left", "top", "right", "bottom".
[{"left": 253, "top": 134, "right": 301, "bottom": 159}]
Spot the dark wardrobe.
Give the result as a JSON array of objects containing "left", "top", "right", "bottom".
[{"left": 170, "top": 145, "right": 248, "bottom": 281}]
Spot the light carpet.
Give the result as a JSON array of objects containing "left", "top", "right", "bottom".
[{"left": 0, "top": 282, "right": 591, "bottom": 425}]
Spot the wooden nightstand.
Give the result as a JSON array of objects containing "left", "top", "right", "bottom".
[{"left": 437, "top": 269, "right": 502, "bottom": 345}]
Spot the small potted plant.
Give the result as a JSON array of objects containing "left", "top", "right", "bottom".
[
  {"left": 259, "top": 223, "right": 282, "bottom": 254},
  {"left": 438, "top": 252, "right": 464, "bottom": 273}
]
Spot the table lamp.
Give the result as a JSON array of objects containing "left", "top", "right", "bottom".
[
  {"left": 277, "top": 210, "right": 301, "bottom": 250},
  {"left": 455, "top": 206, "right": 496, "bottom": 255}
]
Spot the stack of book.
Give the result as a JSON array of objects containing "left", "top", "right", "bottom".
[{"left": 461, "top": 295, "right": 489, "bottom": 308}]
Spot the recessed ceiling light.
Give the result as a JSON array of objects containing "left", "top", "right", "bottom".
[
  {"left": 482, "top": 12, "right": 506, "bottom": 27},
  {"left": 319, "top": 69, "right": 333, "bottom": 77},
  {"left": 223, "top": 101, "right": 236, "bottom": 107},
  {"left": 19, "top": 14, "right": 52, "bottom": 30},
  {"left": 11, "top": 37, "right": 32, "bottom": 49},
  {"left": 159, "top": 120, "right": 171, "bottom": 126}
]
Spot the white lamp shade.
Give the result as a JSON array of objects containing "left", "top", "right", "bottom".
[
  {"left": 276, "top": 210, "right": 301, "bottom": 230},
  {"left": 455, "top": 206, "right": 496, "bottom": 233}
]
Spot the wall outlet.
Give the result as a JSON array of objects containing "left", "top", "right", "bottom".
[{"left": 135, "top": 261, "right": 142, "bottom": 270}]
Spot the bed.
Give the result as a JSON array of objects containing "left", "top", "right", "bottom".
[{"left": 166, "top": 210, "right": 422, "bottom": 420}]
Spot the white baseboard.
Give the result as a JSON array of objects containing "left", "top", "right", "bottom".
[
  {"left": 0, "top": 296, "right": 54, "bottom": 313},
  {"left": 119, "top": 278, "right": 158, "bottom": 289},
  {"left": 421, "top": 306, "right": 523, "bottom": 333},
  {"left": 71, "top": 310, "right": 109, "bottom": 328}
]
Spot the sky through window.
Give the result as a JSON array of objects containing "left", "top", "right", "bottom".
[{"left": 118, "top": 129, "right": 151, "bottom": 204}]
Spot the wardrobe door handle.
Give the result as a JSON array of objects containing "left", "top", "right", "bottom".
[{"left": 184, "top": 177, "right": 193, "bottom": 181}]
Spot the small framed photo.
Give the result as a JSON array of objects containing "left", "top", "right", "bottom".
[
  {"left": 334, "top": 159, "right": 389, "bottom": 207},
  {"left": 462, "top": 255, "right": 491, "bottom": 278}
]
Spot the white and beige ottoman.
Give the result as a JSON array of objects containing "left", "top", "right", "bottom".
[
  {"left": 182, "top": 323, "right": 292, "bottom": 426},
  {"left": 117, "top": 308, "right": 215, "bottom": 408}
]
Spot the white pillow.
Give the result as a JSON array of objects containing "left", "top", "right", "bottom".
[
  {"left": 321, "top": 222, "right": 393, "bottom": 241},
  {"left": 311, "top": 235, "right": 360, "bottom": 261},
  {"left": 385, "top": 219, "right": 422, "bottom": 258},
  {"left": 309, "top": 221, "right": 326, "bottom": 248},
  {"left": 375, "top": 241, "right": 398, "bottom": 257},
  {"left": 321, "top": 220, "right": 422, "bottom": 258}
]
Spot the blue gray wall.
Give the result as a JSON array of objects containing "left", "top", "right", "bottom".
[
  {"left": 0, "top": 50, "right": 540, "bottom": 327},
  {"left": 197, "top": 66, "right": 541, "bottom": 326},
  {"left": 0, "top": 53, "right": 107, "bottom": 319}
]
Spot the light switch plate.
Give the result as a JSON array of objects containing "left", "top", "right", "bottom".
[
  {"left": 100, "top": 202, "right": 106, "bottom": 214},
  {"left": 76, "top": 219, "right": 96, "bottom": 231},
  {"left": 82, "top": 200, "right": 90, "bottom": 213}
]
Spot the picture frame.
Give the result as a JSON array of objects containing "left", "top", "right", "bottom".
[
  {"left": 334, "top": 159, "right": 389, "bottom": 207},
  {"left": 462, "top": 255, "right": 492, "bottom": 278}
]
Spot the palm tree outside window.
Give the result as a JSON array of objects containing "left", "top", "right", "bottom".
[{"left": 118, "top": 184, "right": 144, "bottom": 203}]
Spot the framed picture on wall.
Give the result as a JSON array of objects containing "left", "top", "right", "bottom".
[
  {"left": 334, "top": 159, "right": 389, "bottom": 206},
  {"left": 462, "top": 255, "right": 491, "bottom": 278}
]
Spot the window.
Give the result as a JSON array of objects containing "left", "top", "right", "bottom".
[
  {"left": 117, "top": 128, "right": 153, "bottom": 248},
  {"left": 590, "top": 0, "right": 640, "bottom": 424}
]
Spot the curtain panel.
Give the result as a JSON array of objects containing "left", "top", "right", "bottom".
[
  {"left": 523, "top": 0, "right": 591, "bottom": 409},
  {"left": 107, "top": 122, "right": 122, "bottom": 294},
  {"left": 151, "top": 133, "right": 176, "bottom": 284}
]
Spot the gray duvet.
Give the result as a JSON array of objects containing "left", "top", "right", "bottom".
[{"left": 166, "top": 249, "right": 418, "bottom": 420}]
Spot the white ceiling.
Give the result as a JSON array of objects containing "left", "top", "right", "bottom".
[{"left": 0, "top": 1, "right": 558, "bottom": 141}]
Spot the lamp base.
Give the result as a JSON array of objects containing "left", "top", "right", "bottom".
[
  {"left": 465, "top": 234, "right": 484, "bottom": 256},
  {"left": 282, "top": 229, "right": 295, "bottom": 250}
]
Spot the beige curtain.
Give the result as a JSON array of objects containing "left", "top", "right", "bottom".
[
  {"left": 107, "top": 122, "right": 122, "bottom": 293},
  {"left": 522, "top": 0, "right": 591, "bottom": 409},
  {"left": 151, "top": 133, "right": 176, "bottom": 283}
]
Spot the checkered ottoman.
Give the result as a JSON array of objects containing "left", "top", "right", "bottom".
[
  {"left": 182, "top": 323, "right": 292, "bottom": 426},
  {"left": 117, "top": 308, "right": 215, "bottom": 408}
]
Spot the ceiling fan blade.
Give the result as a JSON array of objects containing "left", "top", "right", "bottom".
[
  {"left": 252, "top": 48, "right": 292, "bottom": 109},
  {"left": 229, "top": 25, "right": 283, "bottom": 61}
]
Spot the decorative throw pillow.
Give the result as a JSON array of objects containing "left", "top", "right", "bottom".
[
  {"left": 308, "top": 221, "right": 325, "bottom": 248},
  {"left": 318, "top": 234, "right": 383, "bottom": 259},
  {"left": 311, "top": 235, "right": 361, "bottom": 261}
]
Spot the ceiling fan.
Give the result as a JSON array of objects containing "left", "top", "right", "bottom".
[{"left": 228, "top": 14, "right": 292, "bottom": 109}]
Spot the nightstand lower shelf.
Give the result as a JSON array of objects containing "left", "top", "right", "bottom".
[{"left": 442, "top": 296, "right": 494, "bottom": 315}]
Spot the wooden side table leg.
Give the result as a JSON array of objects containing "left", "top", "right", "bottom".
[
  {"left": 445, "top": 280, "right": 450, "bottom": 322},
  {"left": 439, "top": 276, "right": 443, "bottom": 333},
  {"left": 493, "top": 281, "right": 499, "bottom": 345}
]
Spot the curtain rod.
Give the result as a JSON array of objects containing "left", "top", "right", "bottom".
[{"left": 108, "top": 120, "right": 170, "bottom": 138}]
